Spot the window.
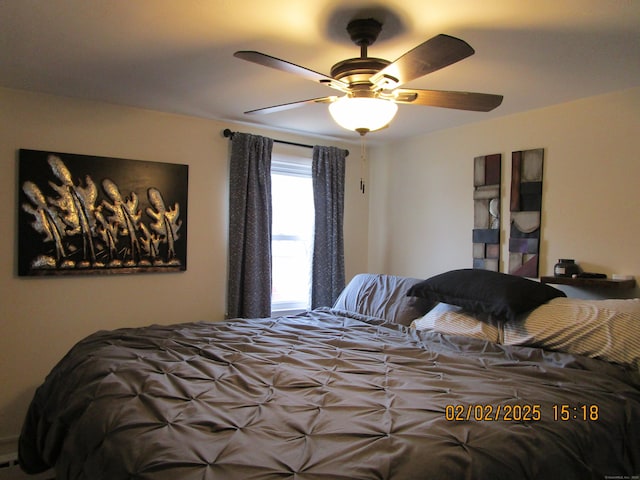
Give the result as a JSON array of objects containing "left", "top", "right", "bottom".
[{"left": 271, "top": 149, "right": 314, "bottom": 314}]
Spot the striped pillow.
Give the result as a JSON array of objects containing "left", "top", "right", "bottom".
[
  {"left": 411, "top": 302, "right": 503, "bottom": 343},
  {"left": 503, "top": 297, "right": 640, "bottom": 370}
]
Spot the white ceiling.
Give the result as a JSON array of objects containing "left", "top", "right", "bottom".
[{"left": 1, "top": 0, "right": 639, "bottom": 144}]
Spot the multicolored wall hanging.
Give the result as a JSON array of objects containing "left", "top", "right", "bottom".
[
  {"left": 473, "top": 153, "right": 501, "bottom": 271},
  {"left": 508, "top": 148, "right": 544, "bottom": 277},
  {"left": 18, "top": 149, "right": 189, "bottom": 276}
]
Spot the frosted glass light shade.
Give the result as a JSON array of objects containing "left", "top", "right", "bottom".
[{"left": 328, "top": 96, "right": 398, "bottom": 134}]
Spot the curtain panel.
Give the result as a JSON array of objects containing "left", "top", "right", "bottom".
[
  {"left": 311, "top": 145, "right": 347, "bottom": 308},
  {"left": 227, "top": 133, "right": 273, "bottom": 318}
]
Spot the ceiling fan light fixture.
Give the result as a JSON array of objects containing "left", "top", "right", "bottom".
[{"left": 328, "top": 96, "right": 398, "bottom": 135}]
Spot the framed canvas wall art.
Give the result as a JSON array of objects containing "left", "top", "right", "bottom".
[{"left": 18, "top": 149, "right": 188, "bottom": 276}]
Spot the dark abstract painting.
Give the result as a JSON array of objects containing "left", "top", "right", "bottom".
[{"left": 18, "top": 149, "right": 188, "bottom": 276}]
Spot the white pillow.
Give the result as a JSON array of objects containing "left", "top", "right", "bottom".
[
  {"left": 503, "top": 297, "right": 640, "bottom": 370},
  {"left": 411, "top": 302, "right": 503, "bottom": 343}
]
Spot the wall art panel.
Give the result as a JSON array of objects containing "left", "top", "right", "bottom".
[
  {"left": 508, "top": 148, "right": 544, "bottom": 277},
  {"left": 18, "top": 149, "right": 188, "bottom": 276},
  {"left": 472, "top": 153, "right": 501, "bottom": 271}
]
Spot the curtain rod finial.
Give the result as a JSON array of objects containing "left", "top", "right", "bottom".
[{"left": 223, "top": 129, "right": 234, "bottom": 138}]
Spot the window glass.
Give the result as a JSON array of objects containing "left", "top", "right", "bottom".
[{"left": 271, "top": 153, "right": 314, "bottom": 313}]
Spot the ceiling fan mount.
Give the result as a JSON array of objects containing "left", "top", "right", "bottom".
[
  {"left": 345, "top": 18, "right": 383, "bottom": 50},
  {"left": 233, "top": 17, "right": 503, "bottom": 133}
]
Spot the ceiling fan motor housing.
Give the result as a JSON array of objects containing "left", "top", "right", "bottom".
[{"left": 330, "top": 57, "right": 390, "bottom": 96}]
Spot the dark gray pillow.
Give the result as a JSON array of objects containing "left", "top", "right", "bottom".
[{"left": 407, "top": 269, "right": 566, "bottom": 321}]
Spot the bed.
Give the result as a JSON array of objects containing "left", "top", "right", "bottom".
[{"left": 19, "top": 269, "right": 640, "bottom": 479}]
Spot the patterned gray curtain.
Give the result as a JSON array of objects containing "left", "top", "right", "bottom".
[
  {"left": 311, "top": 145, "right": 347, "bottom": 308},
  {"left": 227, "top": 133, "right": 274, "bottom": 318}
]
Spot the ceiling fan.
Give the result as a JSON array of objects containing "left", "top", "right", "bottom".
[{"left": 234, "top": 18, "right": 503, "bottom": 135}]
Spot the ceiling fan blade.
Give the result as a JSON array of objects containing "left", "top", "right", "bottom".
[
  {"left": 234, "top": 51, "right": 348, "bottom": 91},
  {"left": 390, "top": 88, "right": 503, "bottom": 112},
  {"left": 244, "top": 96, "right": 337, "bottom": 115},
  {"left": 370, "top": 34, "right": 475, "bottom": 89}
]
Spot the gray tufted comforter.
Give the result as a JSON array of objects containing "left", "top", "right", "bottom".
[{"left": 19, "top": 308, "right": 640, "bottom": 479}]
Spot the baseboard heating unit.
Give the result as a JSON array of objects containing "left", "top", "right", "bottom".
[{"left": 0, "top": 453, "right": 54, "bottom": 480}]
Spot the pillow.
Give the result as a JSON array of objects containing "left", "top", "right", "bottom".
[
  {"left": 411, "top": 302, "right": 503, "bottom": 343},
  {"left": 333, "top": 273, "right": 434, "bottom": 326},
  {"left": 503, "top": 297, "right": 640, "bottom": 370},
  {"left": 407, "top": 269, "right": 566, "bottom": 321}
]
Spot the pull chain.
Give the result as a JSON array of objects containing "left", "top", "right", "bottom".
[{"left": 360, "top": 135, "right": 366, "bottom": 194}]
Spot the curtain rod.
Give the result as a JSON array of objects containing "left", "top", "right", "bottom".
[{"left": 223, "top": 129, "right": 348, "bottom": 156}]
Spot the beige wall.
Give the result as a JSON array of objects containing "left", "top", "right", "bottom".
[
  {"left": 368, "top": 87, "right": 640, "bottom": 282},
  {"left": 0, "top": 87, "right": 366, "bottom": 442}
]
